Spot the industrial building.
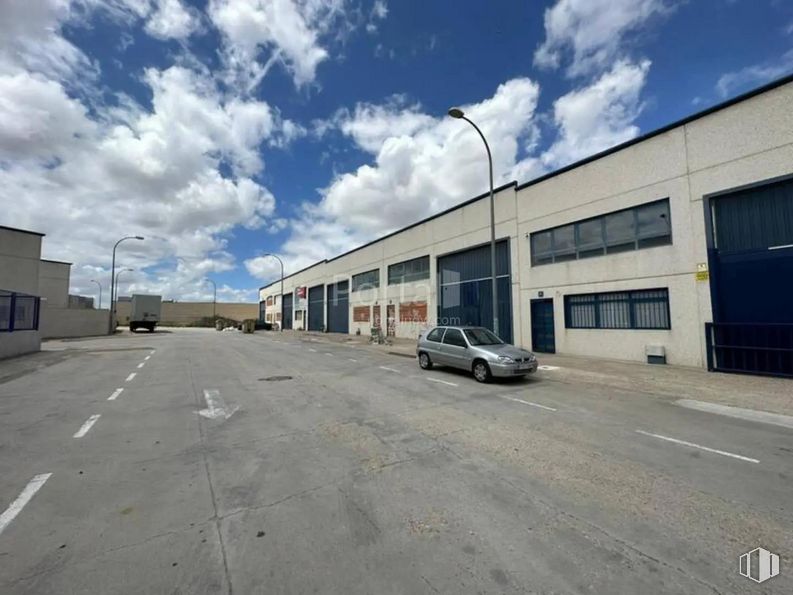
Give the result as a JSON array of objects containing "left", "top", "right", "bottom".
[{"left": 266, "top": 74, "right": 791, "bottom": 376}]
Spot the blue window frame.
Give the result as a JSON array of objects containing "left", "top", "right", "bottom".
[
  {"left": 0, "top": 290, "right": 40, "bottom": 332},
  {"left": 530, "top": 198, "right": 672, "bottom": 266},
  {"left": 351, "top": 269, "right": 380, "bottom": 291},
  {"left": 564, "top": 288, "right": 670, "bottom": 330}
]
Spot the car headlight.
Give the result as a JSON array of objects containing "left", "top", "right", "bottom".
[
  {"left": 528, "top": 354, "right": 536, "bottom": 362},
  {"left": 497, "top": 355, "right": 514, "bottom": 363}
]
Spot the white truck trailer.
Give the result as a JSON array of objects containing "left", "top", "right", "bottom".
[{"left": 129, "top": 294, "right": 162, "bottom": 332}]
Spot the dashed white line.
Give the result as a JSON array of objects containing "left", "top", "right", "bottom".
[
  {"left": 150, "top": 350, "right": 156, "bottom": 354},
  {"left": 499, "top": 395, "right": 557, "bottom": 412},
  {"left": 538, "top": 365, "right": 560, "bottom": 371},
  {"left": 426, "top": 377, "right": 458, "bottom": 387},
  {"left": 137, "top": 362, "right": 145, "bottom": 369},
  {"left": 379, "top": 366, "right": 400, "bottom": 373},
  {"left": 144, "top": 355, "right": 151, "bottom": 361},
  {"left": 107, "top": 388, "right": 124, "bottom": 401},
  {"left": 348, "top": 358, "right": 357, "bottom": 362},
  {"left": 308, "top": 348, "right": 317, "bottom": 352},
  {"left": 325, "top": 353, "right": 334, "bottom": 357},
  {"left": 73, "top": 414, "right": 101, "bottom": 438},
  {"left": 635, "top": 430, "right": 759, "bottom": 464},
  {"left": 0, "top": 473, "right": 52, "bottom": 536},
  {"left": 125, "top": 372, "right": 136, "bottom": 382}
]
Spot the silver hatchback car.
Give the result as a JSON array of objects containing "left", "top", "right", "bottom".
[{"left": 416, "top": 326, "right": 538, "bottom": 382}]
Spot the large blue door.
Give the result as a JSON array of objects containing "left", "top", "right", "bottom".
[
  {"left": 326, "top": 281, "right": 349, "bottom": 333},
  {"left": 437, "top": 240, "right": 512, "bottom": 343},
  {"left": 530, "top": 299, "right": 555, "bottom": 353},
  {"left": 308, "top": 284, "right": 325, "bottom": 331}
]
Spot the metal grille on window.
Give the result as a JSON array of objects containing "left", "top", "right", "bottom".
[{"left": 565, "top": 289, "right": 670, "bottom": 330}]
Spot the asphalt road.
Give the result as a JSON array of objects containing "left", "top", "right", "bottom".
[{"left": 0, "top": 328, "right": 791, "bottom": 594}]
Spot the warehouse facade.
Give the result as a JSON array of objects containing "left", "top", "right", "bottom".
[{"left": 260, "top": 75, "right": 793, "bottom": 374}]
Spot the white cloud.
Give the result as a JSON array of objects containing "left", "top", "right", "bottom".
[
  {"left": 542, "top": 59, "right": 651, "bottom": 168},
  {"left": 534, "top": 0, "right": 674, "bottom": 77},
  {"left": 1, "top": 64, "right": 282, "bottom": 299},
  {"left": 209, "top": 0, "right": 353, "bottom": 89},
  {"left": 144, "top": 0, "right": 201, "bottom": 40},
  {"left": 371, "top": 0, "right": 387, "bottom": 20},
  {"left": 716, "top": 49, "right": 793, "bottom": 98},
  {"left": 245, "top": 78, "right": 541, "bottom": 281}
]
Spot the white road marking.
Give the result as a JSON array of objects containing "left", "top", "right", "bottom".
[
  {"left": 107, "top": 388, "right": 124, "bottom": 401},
  {"left": 198, "top": 389, "right": 238, "bottom": 421},
  {"left": 137, "top": 362, "right": 145, "bottom": 369},
  {"left": 125, "top": 372, "right": 136, "bottom": 382},
  {"left": 73, "top": 414, "right": 101, "bottom": 438},
  {"left": 308, "top": 348, "right": 317, "bottom": 352},
  {"left": 538, "top": 365, "right": 560, "bottom": 371},
  {"left": 0, "top": 473, "right": 52, "bottom": 536},
  {"left": 426, "top": 377, "right": 458, "bottom": 387},
  {"left": 676, "top": 399, "right": 793, "bottom": 430},
  {"left": 500, "top": 395, "right": 557, "bottom": 412},
  {"left": 325, "top": 353, "right": 334, "bottom": 357},
  {"left": 150, "top": 350, "right": 156, "bottom": 354},
  {"left": 144, "top": 355, "right": 151, "bottom": 361},
  {"left": 635, "top": 430, "right": 759, "bottom": 463},
  {"left": 348, "top": 358, "right": 357, "bottom": 362},
  {"left": 379, "top": 366, "right": 400, "bottom": 373}
]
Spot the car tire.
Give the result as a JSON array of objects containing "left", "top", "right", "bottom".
[
  {"left": 418, "top": 352, "right": 433, "bottom": 370},
  {"left": 472, "top": 360, "right": 491, "bottom": 383}
]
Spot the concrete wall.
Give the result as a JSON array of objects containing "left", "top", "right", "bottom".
[
  {"left": 0, "top": 227, "right": 42, "bottom": 295},
  {"left": 114, "top": 301, "right": 258, "bottom": 326},
  {"left": 0, "top": 227, "right": 44, "bottom": 359},
  {"left": 40, "top": 307, "right": 109, "bottom": 339},
  {"left": 39, "top": 260, "right": 71, "bottom": 308},
  {"left": 259, "top": 78, "right": 793, "bottom": 368}
]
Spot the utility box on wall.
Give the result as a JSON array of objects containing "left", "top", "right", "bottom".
[{"left": 645, "top": 344, "right": 666, "bottom": 365}]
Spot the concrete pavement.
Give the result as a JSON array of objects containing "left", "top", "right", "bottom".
[{"left": 0, "top": 327, "right": 791, "bottom": 593}]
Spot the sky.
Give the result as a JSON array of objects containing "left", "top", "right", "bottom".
[{"left": 2, "top": 0, "right": 793, "bottom": 304}]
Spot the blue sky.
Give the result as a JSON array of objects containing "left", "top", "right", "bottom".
[{"left": 2, "top": 0, "right": 793, "bottom": 302}]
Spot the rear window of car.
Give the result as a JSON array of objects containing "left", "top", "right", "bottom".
[
  {"left": 442, "top": 328, "right": 467, "bottom": 347},
  {"left": 426, "top": 328, "right": 445, "bottom": 342}
]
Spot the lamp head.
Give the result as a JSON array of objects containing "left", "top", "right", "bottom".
[
  {"left": 447, "top": 107, "right": 464, "bottom": 119},
  {"left": 134, "top": 236, "right": 144, "bottom": 240}
]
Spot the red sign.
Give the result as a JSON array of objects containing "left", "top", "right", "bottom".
[{"left": 296, "top": 286, "right": 307, "bottom": 299}]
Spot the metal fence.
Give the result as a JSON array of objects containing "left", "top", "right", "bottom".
[
  {"left": 705, "top": 322, "right": 793, "bottom": 378},
  {"left": 0, "top": 290, "right": 41, "bottom": 332}
]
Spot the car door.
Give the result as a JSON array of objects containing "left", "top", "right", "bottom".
[
  {"left": 440, "top": 328, "right": 470, "bottom": 370},
  {"left": 423, "top": 327, "right": 446, "bottom": 363}
]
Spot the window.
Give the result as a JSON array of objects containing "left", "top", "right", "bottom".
[
  {"left": 442, "top": 328, "right": 467, "bottom": 347},
  {"left": 0, "top": 292, "right": 40, "bottom": 332},
  {"left": 565, "top": 289, "right": 670, "bottom": 330},
  {"left": 464, "top": 328, "right": 503, "bottom": 346},
  {"left": 388, "top": 255, "right": 430, "bottom": 284},
  {"left": 530, "top": 199, "right": 672, "bottom": 265},
  {"left": 426, "top": 327, "right": 445, "bottom": 342},
  {"left": 351, "top": 269, "right": 380, "bottom": 291}
]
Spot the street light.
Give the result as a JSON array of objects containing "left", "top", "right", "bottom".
[
  {"left": 205, "top": 278, "right": 217, "bottom": 321},
  {"left": 113, "top": 268, "right": 134, "bottom": 327},
  {"left": 109, "top": 235, "right": 144, "bottom": 333},
  {"left": 90, "top": 280, "right": 102, "bottom": 310},
  {"left": 262, "top": 254, "right": 284, "bottom": 332},
  {"left": 447, "top": 107, "right": 499, "bottom": 337}
]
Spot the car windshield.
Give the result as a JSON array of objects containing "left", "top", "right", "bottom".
[{"left": 464, "top": 328, "right": 503, "bottom": 345}]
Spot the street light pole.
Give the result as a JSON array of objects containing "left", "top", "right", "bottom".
[
  {"left": 109, "top": 235, "right": 144, "bottom": 334},
  {"left": 262, "top": 254, "right": 284, "bottom": 332},
  {"left": 447, "top": 107, "right": 499, "bottom": 337},
  {"left": 113, "top": 268, "right": 134, "bottom": 327},
  {"left": 205, "top": 278, "right": 217, "bottom": 321},
  {"left": 90, "top": 280, "right": 102, "bottom": 310}
]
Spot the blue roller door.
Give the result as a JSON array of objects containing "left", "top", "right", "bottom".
[
  {"left": 438, "top": 240, "right": 512, "bottom": 343},
  {"left": 326, "top": 281, "right": 349, "bottom": 333},
  {"left": 308, "top": 284, "right": 324, "bottom": 331},
  {"left": 281, "top": 293, "right": 293, "bottom": 330}
]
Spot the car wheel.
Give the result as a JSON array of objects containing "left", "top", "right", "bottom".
[
  {"left": 472, "top": 360, "right": 491, "bottom": 383},
  {"left": 418, "top": 352, "right": 433, "bottom": 370}
]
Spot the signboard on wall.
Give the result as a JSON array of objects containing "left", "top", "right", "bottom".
[
  {"left": 295, "top": 286, "right": 307, "bottom": 309},
  {"left": 353, "top": 306, "right": 370, "bottom": 322},
  {"left": 399, "top": 301, "right": 428, "bottom": 323}
]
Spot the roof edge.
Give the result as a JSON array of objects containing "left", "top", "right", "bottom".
[{"left": 0, "top": 224, "right": 45, "bottom": 237}]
